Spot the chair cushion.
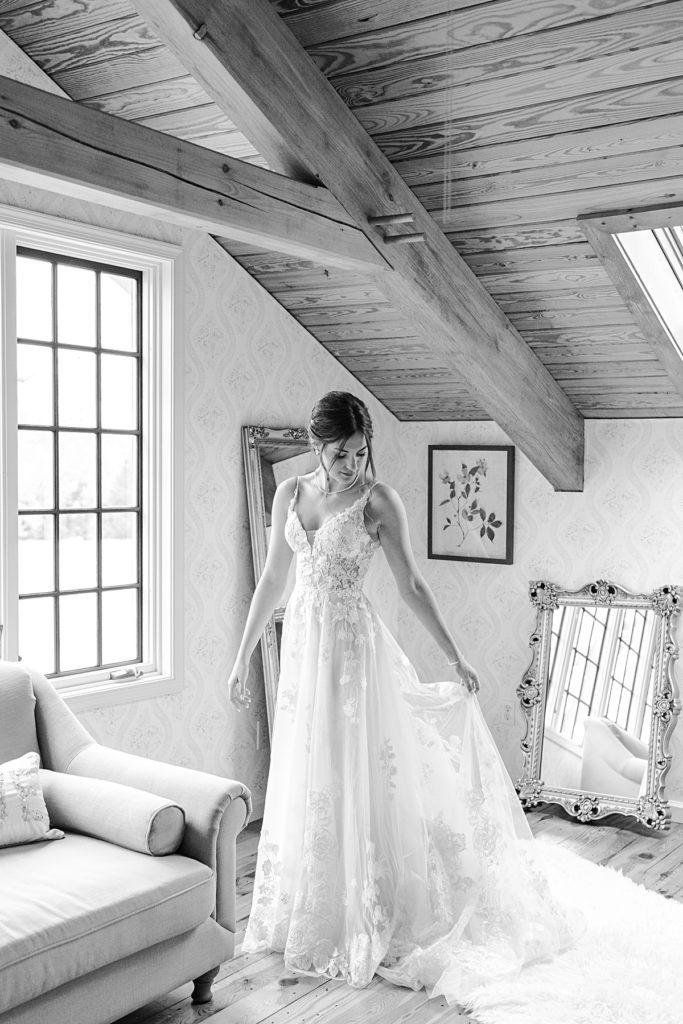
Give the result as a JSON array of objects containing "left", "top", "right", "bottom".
[
  {"left": 0, "top": 753, "right": 64, "bottom": 848},
  {"left": 40, "top": 770, "right": 185, "bottom": 856},
  {"left": 0, "top": 832, "right": 215, "bottom": 1013},
  {"left": 0, "top": 664, "right": 39, "bottom": 764}
]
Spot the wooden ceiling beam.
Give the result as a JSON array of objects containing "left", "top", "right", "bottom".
[
  {"left": 130, "top": 0, "right": 584, "bottom": 490},
  {"left": 0, "top": 76, "right": 385, "bottom": 273}
]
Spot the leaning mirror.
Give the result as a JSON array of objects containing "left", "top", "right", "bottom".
[
  {"left": 515, "top": 579, "right": 682, "bottom": 830},
  {"left": 242, "top": 425, "right": 317, "bottom": 743}
]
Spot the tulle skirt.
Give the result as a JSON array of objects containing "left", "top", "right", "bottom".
[{"left": 242, "top": 587, "right": 585, "bottom": 1005}]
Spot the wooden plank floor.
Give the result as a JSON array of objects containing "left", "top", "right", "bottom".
[{"left": 117, "top": 807, "right": 683, "bottom": 1024}]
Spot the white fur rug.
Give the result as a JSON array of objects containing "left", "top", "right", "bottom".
[{"left": 462, "top": 838, "right": 681, "bottom": 1024}]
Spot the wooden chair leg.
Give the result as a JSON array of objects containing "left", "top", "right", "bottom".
[{"left": 192, "top": 965, "right": 220, "bottom": 1004}]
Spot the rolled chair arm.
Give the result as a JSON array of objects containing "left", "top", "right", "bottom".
[
  {"left": 39, "top": 769, "right": 186, "bottom": 856},
  {"left": 27, "top": 665, "right": 252, "bottom": 931},
  {"left": 67, "top": 744, "right": 252, "bottom": 931}
]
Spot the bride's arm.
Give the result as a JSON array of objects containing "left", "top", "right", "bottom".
[
  {"left": 369, "top": 483, "right": 479, "bottom": 692},
  {"left": 227, "top": 477, "right": 296, "bottom": 711}
]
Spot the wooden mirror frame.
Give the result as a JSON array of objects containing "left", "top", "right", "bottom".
[
  {"left": 241, "top": 424, "right": 311, "bottom": 742},
  {"left": 515, "top": 579, "right": 682, "bottom": 830}
]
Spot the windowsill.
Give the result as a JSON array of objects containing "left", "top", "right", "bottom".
[
  {"left": 545, "top": 726, "right": 582, "bottom": 755},
  {"left": 60, "top": 672, "right": 182, "bottom": 713}
]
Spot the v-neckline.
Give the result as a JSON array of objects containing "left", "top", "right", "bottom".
[{"left": 290, "top": 491, "right": 367, "bottom": 553}]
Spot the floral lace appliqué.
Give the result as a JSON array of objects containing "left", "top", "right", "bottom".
[
  {"left": 242, "top": 481, "right": 584, "bottom": 1000},
  {"left": 379, "top": 738, "right": 398, "bottom": 797}
]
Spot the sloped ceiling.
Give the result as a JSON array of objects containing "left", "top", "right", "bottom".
[{"left": 1, "top": 0, "right": 683, "bottom": 430}]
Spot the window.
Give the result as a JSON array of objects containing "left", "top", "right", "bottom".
[
  {"left": 0, "top": 207, "right": 183, "bottom": 709},
  {"left": 580, "top": 206, "right": 683, "bottom": 409},
  {"left": 17, "top": 249, "right": 143, "bottom": 677},
  {"left": 615, "top": 227, "right": 683, "bottom": 359}
]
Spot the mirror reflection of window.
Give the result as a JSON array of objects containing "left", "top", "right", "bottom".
[
  {"left": 546, "top": 606, "right": 608, "bottom": 744},
  {"left": 546, "top": 607, "right": 656, "bottom": 748},
  {"left": 604, "top": 609, "right": 656, "bottom": 742},
  {"left": 542, "top": 605, "right": 659, "bottom": 800}
]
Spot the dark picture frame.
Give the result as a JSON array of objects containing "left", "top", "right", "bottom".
[{"left": 428, "top": 445, "right": 515, "bottom": 564}]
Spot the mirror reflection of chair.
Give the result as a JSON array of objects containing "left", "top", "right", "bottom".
[
  {"left": 580, "top": 717, "right": 648, "bottom": 800},
  {"left": 515, "top": 579, "right": 682, "bottom": 829}
]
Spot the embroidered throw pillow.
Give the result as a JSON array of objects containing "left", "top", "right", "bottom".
[{"left": 0, "top": 751, "right": 65, "bottom": 848}]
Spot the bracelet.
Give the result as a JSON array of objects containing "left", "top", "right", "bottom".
[{"left": 447, "top": 658, "right": 459, "bottom": 666}]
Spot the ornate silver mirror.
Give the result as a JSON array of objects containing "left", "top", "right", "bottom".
[
  {"left": 515, "top": 579, "right": 682, "bottom": 830},
  {"left": 241, "top": 425, "right": 316, "bottom": 742}
]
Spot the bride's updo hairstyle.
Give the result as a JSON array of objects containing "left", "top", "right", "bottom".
[{"left": 309, "top": 391, "right": 376, "bottom": 489}]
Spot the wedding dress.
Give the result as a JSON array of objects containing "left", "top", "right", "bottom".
[{"left": 241, "top": 480, "right": 587, "bottom": 1005}]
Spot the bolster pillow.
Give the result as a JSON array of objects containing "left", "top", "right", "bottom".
[{"left": 39, "top": 769, "right": 185, "bottom": 856}]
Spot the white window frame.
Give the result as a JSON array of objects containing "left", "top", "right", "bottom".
[
  {"left": 579, "top": 206, "right": 683, "bottom": 405},
  {"left": 0, "top": 205, "right": 183, "bottom": 711}
]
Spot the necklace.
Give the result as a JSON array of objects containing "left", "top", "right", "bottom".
[{"left": 313, "top": 468, "right": 360, "bottom": 495}]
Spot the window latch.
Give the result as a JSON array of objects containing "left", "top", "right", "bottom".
[{"left": 109, "top": 666, "right": 143, "bottom": 681}]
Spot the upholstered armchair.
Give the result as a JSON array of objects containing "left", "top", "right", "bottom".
[{"left": 0, "top": 661, "right": 252, "bottom": 1024}]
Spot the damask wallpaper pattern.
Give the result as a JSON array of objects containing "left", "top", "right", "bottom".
[
  {"left": 174, "top": 227, "right": 402, "bottom": 815},
  {"left": 2, "top": 178, "right": 683, "bottom": 819},
  {"left": 0, "top": 179, "right": 400, "bottom": 816},
  {"left": 392, "top": 418, "right": 683, "bottom": 813}
]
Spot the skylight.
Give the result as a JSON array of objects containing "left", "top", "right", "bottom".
[{"left": 615, "top": 227, "right": 683, "bottom": 359}]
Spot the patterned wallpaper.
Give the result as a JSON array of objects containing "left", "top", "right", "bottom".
[
  {"left": 2, "top": 178, "right": 683, "bottom": 819},
  {"left": 391, "top": 418, "right": 683, "bottom": 813},
  {"left": 174, "top": 228, "right": 401, "bottom": 816},
  {"left": 0, "top": 178, "right": 401, "bottom": 817}
]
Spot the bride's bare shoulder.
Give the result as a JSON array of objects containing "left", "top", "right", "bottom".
[
  {"left": 367, "top": 481, "right": 404, "bottom": 513},
  {"left": 274, "top": 475, "right": 299, "bottom": 503}
]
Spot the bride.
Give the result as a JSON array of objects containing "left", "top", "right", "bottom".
[{"left": 227, "top": 390, "right": 582, "bottom": 1007}]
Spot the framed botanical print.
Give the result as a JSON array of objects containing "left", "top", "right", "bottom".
[{"left": 428, "top": 445, "right": 515, "bottom": 564}]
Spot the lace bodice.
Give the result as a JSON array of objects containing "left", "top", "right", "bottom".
[{"left": 285, "top": 484, "right": 380, "bottom": 599}]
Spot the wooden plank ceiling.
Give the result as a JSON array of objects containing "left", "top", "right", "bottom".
[
  {"left": 0, "top": 0, "right": 265, "bottom": 160},
  {"left": 1, "top": 0, "right": 683, "bottom": 421}
]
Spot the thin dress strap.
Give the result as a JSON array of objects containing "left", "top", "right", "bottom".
[
  {"left": 362, "top": 480, "right": 378, "bottom": 506},
  {"left": 362, "top": 481, "right": 381, "bottom": 544},
  {"left": 289, "top": 475, "right": 300, "bottom": 510}
]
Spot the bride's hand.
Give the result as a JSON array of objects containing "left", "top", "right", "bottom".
[
  {"left": 227, "top": 659, "right": 252, "bottom": 712},
  {"left": 452, "top": 655, "right": 480, "bottom": 694}
]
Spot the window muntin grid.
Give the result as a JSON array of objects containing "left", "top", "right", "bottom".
[
  {"left": 553, "top": 606, "right": 608, "bottom": 744},
  {"left": 605, "top": 609, "right": 643, "bottom": 730},
  {"left": 603, "top": 608, "right": 656, "bottom": 742},
  {"left": 16, "top": 247, "right": 142, "bottom": 677},
  {"left": 547, "top": 604, "right": 657, "bottom": 747}
]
